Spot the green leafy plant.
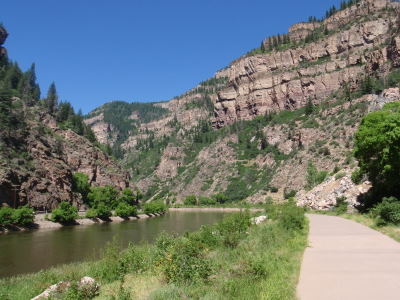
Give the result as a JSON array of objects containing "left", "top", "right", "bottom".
[
  {"left": 115, "top": 202, "right": 137, "bottom": 218},
  {"left": 51, "top": 202, "right": 78, "bottom": 224}
]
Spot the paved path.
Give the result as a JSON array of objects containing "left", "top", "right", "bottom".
[{"left": 297, "top": 214, "right": 400, "bottom": 300}]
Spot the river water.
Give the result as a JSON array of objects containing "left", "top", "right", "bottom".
[{"left": 0, "top": 211, "right": 228, "bottom": 278}]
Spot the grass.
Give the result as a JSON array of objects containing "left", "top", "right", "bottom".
[{"left": 0, "top": 204, "right": 308, "bottom": 300}]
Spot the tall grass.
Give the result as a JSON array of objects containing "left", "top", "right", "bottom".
[{"left": 0, "top": 204, "right": 308, "bottom": 300}]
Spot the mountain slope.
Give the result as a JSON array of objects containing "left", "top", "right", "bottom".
[{"left": 86, "top": 0, "right": 400, "bottom": 204}]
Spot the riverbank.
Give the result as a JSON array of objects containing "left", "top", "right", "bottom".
[
  {"left": 0, "top": 204, "right": 308, "bottom": 300},
  {"left": 0, "top": 212, "right": 164, "bottom": 234}
]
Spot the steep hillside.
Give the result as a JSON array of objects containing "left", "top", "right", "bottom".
[
  {"left": 0, "top": 27, "right": 129, "bottom": 210},
  {"left": 86, "top": 0, "right": 400, "bottom": 204}
]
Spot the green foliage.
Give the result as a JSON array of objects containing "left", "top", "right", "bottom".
[
  {"left": 117, "top": 188, "right": 136, "bottom": 205},
  {"left": 198, "top": 196, "right": 216, "bottom": 206},
  {"left": 351, "top": 168, "right": 364, "bottom": 184},
  {"left": 94, "top": 203, "right": 112, "bottom": 220},
  {"left": 217, "top": 211, "right": 252, "bottom": 248},
  {"left": 72, "top": 172, "right": 90, "bottom": 202},
  {"left": 160, "top": 237, "right": 212, "bottom": 284},
  {"left": 212, "top": 193, "right": 228, "bottom": 204},
  {"left": 284, "top": 189, "right": 297, "bottom": 199},
  {"left": 0, "top": 206, "right": 35, "bottom": 226},
  {"left": 354, "top": 102, "right": 400, "bottom": 198},
  {"left": 115, "top": 202, "right": 137, "bottom": 218},
  {"left": 45, "top": 82, "right": 58, "bottom": 114},
  {"left": 51, "top": 202, "right": 78, "bottom": 224},
  {"left": 305, "top": 161, "right": 328, "bottom": 190},
  {"left": 334, "top": 196, "right": 348, "bottom": 214},
  {"left": 372, "top": 197, "right": 400, "bottom": 225},
  {"left": 335, "top": 172, "right": 346, "bottom": 180},
  {"left": 268, "top": 202, "right": 306, "bottom": 231},
  {"left": 87, "top": 186, "right": 119, "bottom": 209},
  {"left": 143, "top": 202, "right": 167, "bottom": 214},
  {"left": 184, "top": 195, "right": 197, "bottom": 206},
  {"left": 11, "top": 206, "right": 34, "bottom": 225},
  {"left": 0, "top": 207, "right": 14, "bottom": 226},
  {"left": 85, "top": 208, "right": 98, "bottom": 219}
]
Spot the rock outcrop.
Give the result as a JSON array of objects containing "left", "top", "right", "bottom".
[
  {"left": 212, "top": 0, "right": 400, "bottom": 127},
  {"left": 0, "top": 108, "right": 129, "bottom": 210},
  {"left": 0, "top": 25, "right": 8, "bottom": 58}
]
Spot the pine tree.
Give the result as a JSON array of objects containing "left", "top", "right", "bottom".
[
  {"left": 18, "top": 63, "right": 40, "bottom": 104},
  {"left": 45, "top": 82, "right": 58, "bottom": 114},
  {"left": 305, "top": 97, "right": 314, "bottom": 115}
]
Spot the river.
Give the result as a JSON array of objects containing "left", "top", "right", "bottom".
[{"left": 0, "top": 211, "right": 229, "bottom": 278}]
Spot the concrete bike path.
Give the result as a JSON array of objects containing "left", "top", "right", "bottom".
[{"left": 297, "top": 214, "right": 400, "bottom": 300}]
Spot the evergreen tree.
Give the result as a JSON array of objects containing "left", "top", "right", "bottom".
[
  {"left": 305, "top": 97, "right": 314, "bottom": 115},
  {"left": 45, "top": 82, "right": 58, "bottom": 114},
  {"left": 18, "top": 63, "right": 40, "bottom": 104}
]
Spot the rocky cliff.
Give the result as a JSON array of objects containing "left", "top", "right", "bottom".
[{"left": 212, "top": 0, "right": 400, "bottom": 127}]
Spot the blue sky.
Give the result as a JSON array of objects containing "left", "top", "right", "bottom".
[{"left": 2, "top": 0, "right": 343, "bottom": 113}]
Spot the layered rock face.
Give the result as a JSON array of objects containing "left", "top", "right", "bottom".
[
  {"left": 0, "top": 109, "right": 129, "bottom": 210},
  {"left": 212, "top": 0, "right": 400, "bottom": 127}
]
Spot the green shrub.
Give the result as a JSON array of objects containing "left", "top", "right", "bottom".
[
  {"left": 270, "top": 202, "right": 306, "bottom": 231},
  {"left": 184, "top": 195, "right": 197, "bottom": 206},
  {"left": 117, "top": 188, "right": 136, "bottom": 205},
  {"left": 354, "top": 102, "right": 400, "bottom": 198},
  {"left": 198, "top": 196, "right": 216, "bottom": 206},
  {"left": 217, "top": 211, "right": 251, "bottom": 248},
  {"left": 72, "top": 172, "right": 90, "bottom": 202},
  {"left": 85, "top": 208, "right": 98, "bottom": 219},
  {"left": 269, "top": 186, "right": 278, "bottom": 193},
  {"left": 143, "top": 202, "right": 167, "bottom": 214},
  {"left": 51, "top": 202, "right": 78, "bottom": 224},
  {"left": 212, "top": 193, "right": 229, "bottom": 204},
  {"left": 373, "top": 197, "right": 400, "bottom": 225},
  {"left": 351, "top": 168, "right": 363, "bottom": 184},
  {"left": 95, "top": 203, "right": 112, "bottom": 219},
  {"left": 283, "top": 189, "right": 297, "bottom": 199},
  {"left": 0, "top": 207, "right": 14, "bottom": 226},
  {"left": 188, "top": 224, "right": 220, "bottom": 248},
  {"left": 335, "top": 172, "right": 346, "bottom": 180},
  {"left": 12, "top": 206, "right": 34, "bottom": 225},
  {"left": 87, "top": 186, "right": 119, "bottom": 209},
  {"left": 161, "top": 238, "right": 212, "bottom": 284},
  {"left": 306, "top": 161, "right": 328, "bottom": 190},
  {"left": 115, "top": 202, "right": 137, "bottom": 218},
  {"left": 334, "top": 196, "right": 348, "bottom": 214}
]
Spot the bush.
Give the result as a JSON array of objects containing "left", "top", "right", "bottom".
[
  {"left": 269, "top": 203, "right": 306, "bottom": 231},
  {"left": 115, "top": 202, "right": 137, "bottom": 218},
  {"left": 0, "top": 207, "right": 14, "bottom": 226},
  {"left": 87, "top": 186, "right": 119, "bottom": 209},
  {"left": 354, "top": 102, "right": 400, "bottom": 198},
  {"left": 85, "top": 208, "right": 98, "bottom": 219},
  {"left": 95, "top": 203, "right": 112, "bottom": 219},
  {"left": 335, "top": 172, "right": 346, "bottom": 180},
  {"left": 283, "top": 189, "right": 297, "bottom": 199},
  {"left": 117, "top": 188, "right": 136, "bottom": 205},
  {"left": 198, "top": 196, "right": 216, "bottom": 206},
  {"left": 305, "top": 161, "right": 328, "bottom": 190},
  {"left": 212, "top": 193, "right": 229, "bottom": 204},
  {"left": 51, "top": 202, "right": 78, "bottom": 224},
  {"left": 269, "top": 186, "right": 279, "bottom": 193},
  {"left": 372, "top": 197, "right": 400, "bottom": 225},
  {"left": 334, "top": 196, "right": 348, "bottom": 214},
  {"left": 160, "top": 238, "right": 212, "bottom": 284},
  {"left": 12, "top": 206, "right": 34, "bottom": 225},
  {"left": 351, "top": 168, "right": 364, "bottom": 184},
  {"left": 217, "top": 211, "right": 251, "bottom": 248},
  {"left": 143, "top": 202, "right": 167, "bottom": 214},
  {"left": 72, "top": 172, "right": 90, "bottom": 202},
  {"left": 184, "top": 195, "right": 197, "bottom": 206}
]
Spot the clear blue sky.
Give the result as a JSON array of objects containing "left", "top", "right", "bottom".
[{"left": 2, "top": 0, "right": 342, "bottom": 113}]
